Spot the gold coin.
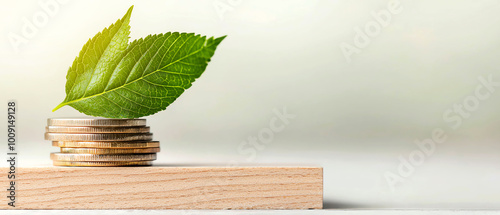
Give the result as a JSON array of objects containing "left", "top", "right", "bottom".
[
  {"left": 53, "top": 161, "right": 153, "bottom": 167},
  {"left": 60, "top": 147, "right": 160, "bottom": 154},
  {"left": 45, "top": 133, "right": 153, "bottom": 141},
  {"left": 52, "top": 141, "right": 160, "bottom": 148},
  {"left": 50, "top": 153, "right": 156, "bottom": 161},
  {"left": 47, "top": 118, "right": 146, "bottom": 127},
  {"left": 46, "top": 126, "right": 150, "bottom": 133}
]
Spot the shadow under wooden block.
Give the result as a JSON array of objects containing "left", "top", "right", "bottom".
[{"left": 0, "top": 166, "right": 323, "bottom": 210}]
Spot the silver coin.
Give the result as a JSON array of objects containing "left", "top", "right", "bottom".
[
  {"left": 45, "top": 133, "right": 153, "bottom": 141},
  {"left": 50, "top": 153, "right": 157, "bottom": 162},
  {"left": 47, "top": 118, "right": 146, "bottom": 127},
  {"left": 46, "top": 126, "right": 150, "bottom": 133},
  {"left": 52, "top": 160, "right": 153, "bottom": 167},
  {"left": 52, "top": 141, "right": 160, "bottom": 148},
  {"left": 60, "top": 147, "right": 160, "bottom": 154}
]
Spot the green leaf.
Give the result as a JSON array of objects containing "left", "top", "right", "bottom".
[{"left": 53, "top": 6, "right": 226, "bottom": 118}]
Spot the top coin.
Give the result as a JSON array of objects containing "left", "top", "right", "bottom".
[
  {"left": 47, "top": 118, "right": 146, "bottom": 127},
  {"left": 46, "top": 126, "right": 150, "bottom": 133}
]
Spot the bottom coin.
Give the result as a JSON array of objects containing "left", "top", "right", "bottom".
[
  {"left": 53, "top": 160, "right": 153, "bottom": 167},
  {"left": 50, "top": 153, "right": 157, "bottom": 162}
]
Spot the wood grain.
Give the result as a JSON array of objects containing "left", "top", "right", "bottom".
[{"left": 0, "top": 166, "right": 322, "bottom": 209}]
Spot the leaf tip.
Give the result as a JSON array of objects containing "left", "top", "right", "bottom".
[
  {"left": 123, "top": 5, "right": 134, "bottom": 21},
  {"left": 213, "top": 35, "right": 227, "bottom": 46}
]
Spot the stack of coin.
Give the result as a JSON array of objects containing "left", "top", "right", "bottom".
[{"left": 44, "top": 118, "right": 159, "bottom": 167}]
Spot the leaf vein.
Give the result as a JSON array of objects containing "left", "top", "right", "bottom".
[
  {"left": 113, "top": 90, "right": 155, "bottom": 110},
  {"left": 122, "top": 87, "right": 175, "bottom": 99},
  {"left": 124, "top": 35, "right": 165, "bottom": 83},
  {"left": 140, "top": 78, "right": 184, "bottom": 89},
  {"left": 101, "top": 95, "right": 140, "bottom": 114},
  {"left": 141, "top": 33, "right": 175, "bottom": 78}
]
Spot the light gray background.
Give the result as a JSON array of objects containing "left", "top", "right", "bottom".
[{"left": 1, "top": 0, "right": 500, "bottom": 211}]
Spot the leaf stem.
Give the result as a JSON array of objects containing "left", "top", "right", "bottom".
[{"left": 52, "top": 103, "right": 67, "bottom": 112}]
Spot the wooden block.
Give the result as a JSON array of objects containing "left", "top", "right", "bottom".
[{"left": 0, "top": 166, "right": 322, "bottom": 210}]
